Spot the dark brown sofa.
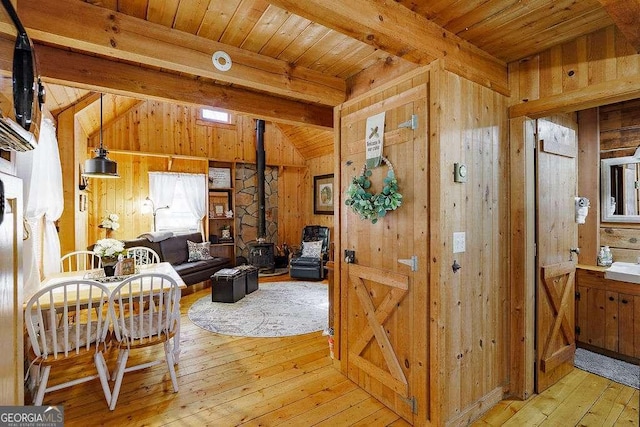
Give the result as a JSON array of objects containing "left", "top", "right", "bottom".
[{"left": 123, "top": 232, "right": 232, "bottom": 286}]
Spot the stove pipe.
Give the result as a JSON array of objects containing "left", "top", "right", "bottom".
[{"left": 255, "top": 119, "right": 266, "bottom": 240}]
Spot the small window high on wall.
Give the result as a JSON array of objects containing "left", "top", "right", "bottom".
[{"left": 200, "top": 108, "right": 230, "bottom": 124}]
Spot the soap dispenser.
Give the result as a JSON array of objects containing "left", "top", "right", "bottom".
[
  {"left": 598, "top": 247, "right": 606, "bottom": 266},
  {"left": 604, "top": 246, "right": 613, "bottom": 266}
]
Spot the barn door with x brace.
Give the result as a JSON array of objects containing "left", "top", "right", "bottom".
[
  {"left": 340, "top": 85, "right": 428, "bottom": 424},
  {"left": 535, "top": 115, "right": 578, "bottom": 393}
]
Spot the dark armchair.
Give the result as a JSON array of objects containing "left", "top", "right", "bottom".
[{"left": 289, "top": 225, "right": 330, "bottom": 280}]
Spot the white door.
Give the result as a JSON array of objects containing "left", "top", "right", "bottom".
[{"left": 0, "top": 171, "right": 24, "bottom": 404}]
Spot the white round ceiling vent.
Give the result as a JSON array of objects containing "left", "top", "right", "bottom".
[{"left": 212, "top": 51, "right": 232, "bottom": 72}]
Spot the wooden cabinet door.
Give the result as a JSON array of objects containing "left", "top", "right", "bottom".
[
  {"left": 586, "top": 286, "right": 606, "bottom": 348},
  {"left": 575, "top": 285, "right": 588, "bottom": 344},
  {"left": 340, "top": 86, "right": 428, "bottom": 423},
  {"left": 618, "top": 294, "right": 635, "bottom": 357},
  {"left": 635, "top": 296, "right": 640, "bottom": 359},
  {"left": 604, "top": 291, "right": 620, "bottom": 352},
  {"left": 535, "top": 115, "right": 578, "bottom": 393},
  {"left": 0, "top": 172, "right": 24, "bottom": 404}
]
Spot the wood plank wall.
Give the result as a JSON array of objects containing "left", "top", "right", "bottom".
[
  {"left": 57, "top": 104, "right": 90, "bottom": 256},
  {"left": 509, "top": 25, "right": 640, "bottom": 114},
  {"left": 507, "top": 24, "right": 640, "bottom": 400},
  {"left": 599, "top": 100, "right": 640, "bottom": 263},
  {"left": 430, "top": 65, "right": 509, "bottom": 425},
  {"left": 305, "top": 152, "right": 334, "bottom": 250},
  {"left": 92, "top": 102, "right": 306, "bottom": 167},
  {"left": 61, "top": 100, "right": 316, "bottom": 252},
  {"left": 577, "top": 108, "right": 600, "bottom": 266}
]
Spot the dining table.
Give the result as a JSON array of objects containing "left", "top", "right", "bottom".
[{"left": 36, "top": 262, "right": 186, "bottom": 363}]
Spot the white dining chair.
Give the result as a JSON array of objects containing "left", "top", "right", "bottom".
[
  {"left": 24, "top": 280, "right": 112, "bottom": 407},
  {"left": 60, "top": 250, "right": 102, "bottom": 272},
  {"left": 126, "top": 246, "right": 160, "bottom": 267},
  {"left": 108, "top": 273, "right": 180, "bottom": 410}
]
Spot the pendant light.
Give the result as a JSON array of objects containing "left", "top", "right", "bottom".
[{"left": 82, "top": 93, "right": 119, "bottom": 178}]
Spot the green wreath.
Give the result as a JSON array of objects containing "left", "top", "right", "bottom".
[{"left": 345, "top": 156, "right": 402, "bottom": 224}]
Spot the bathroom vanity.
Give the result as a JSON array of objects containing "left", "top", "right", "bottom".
[{"left": 575, "top": 265, "right": 640, "bottom": 362}]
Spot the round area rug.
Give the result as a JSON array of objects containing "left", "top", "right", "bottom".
[
  {"left": 188, "top": 281, "right": 328, "bottom": 337},
  {"left": 258, "top": 267, "right": 289, "bottom": 277}
]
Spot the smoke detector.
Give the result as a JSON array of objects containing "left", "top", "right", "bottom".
[{"left": 212, "top": 51, "right": 232, "bottom": 72}]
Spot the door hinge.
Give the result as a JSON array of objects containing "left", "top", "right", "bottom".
[
  {"left": 398, "top": 114, "right": 418, "bottom": 130},
  {"left": 398, "top": 255, "right": 418, "bottom": 272},
  {"left": 575, "top": 325, "right": 581, "bottom": 335},
  {"left": 575, "top": 291, "right": 580, "bottom": 301},
  {"left": 401, "top": 396, "right": 417, "bottom": 414}
]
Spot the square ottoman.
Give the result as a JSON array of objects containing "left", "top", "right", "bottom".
[
  {"left": 211, "top": 268, "right": 245, "bottom": 303},
  {"left": 237, "top": 265, "right": 259, "bottom": 294}
]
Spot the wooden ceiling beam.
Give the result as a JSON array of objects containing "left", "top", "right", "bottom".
[
  {"left": 26, "top": 42, "right": 333, "bottom": 129},
  {"left": 597, "top": 0, "right": 640, "bottom": 52},
  {"left": 66, "top": 92, "right": 101, "bottom": 115},
  {"left": 267, "top": 0, "right": 508, "bottom": 95},
  {"left": 17, "top": 0, "right": 346, "bottom": 106}
]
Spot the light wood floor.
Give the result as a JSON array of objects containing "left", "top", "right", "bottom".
[
  {"left": 42, "top": 276, "right": 638, "bottom": 426},
  {"left": 474, "top": 370, "right": 639, "bottom": 426}
]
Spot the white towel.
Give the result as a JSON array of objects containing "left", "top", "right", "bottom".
[{"left": 138, "top": 231, "right": 174, "bottom": 242}]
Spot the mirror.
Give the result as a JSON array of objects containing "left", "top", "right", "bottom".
[{"left": 601, "top": 149, "right": 640, "bottom": 222}]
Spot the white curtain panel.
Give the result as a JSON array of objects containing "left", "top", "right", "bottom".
[
  {"left": 179, "top": 173, "right": 207, "bottom": 234},
  {"left": 149, "top": 172, "right": 178, "bottom": 208},
  {"left": 149, "top": 172, "right": 207, "bottom": 234},
  {"left": 15, "top": 116, "right": 64, "bottom": 299}
]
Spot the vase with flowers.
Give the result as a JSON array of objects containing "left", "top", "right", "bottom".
[
  {"left": 93, "top": 238, "right": 126, "bottom": 276},
  {"left": 99, "top": 213, "right": 120, "bottom": 238}
]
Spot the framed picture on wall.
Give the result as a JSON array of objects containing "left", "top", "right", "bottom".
[
  {"left": 208, "top": 167, "right": 231, "bottom": 189},
  {"left": 313, "top": 174, "right": 334, "bottom": 215}
]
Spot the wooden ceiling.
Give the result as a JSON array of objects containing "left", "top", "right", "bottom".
[{"left": 12, "top": 0, "right": 640, "bottom": 158}]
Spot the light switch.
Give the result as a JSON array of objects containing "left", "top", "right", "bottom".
[{"left": 453, "top": 232, "right": 466, "bottom": 253}]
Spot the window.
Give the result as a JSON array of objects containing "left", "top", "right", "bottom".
[
  {"left": 156, "top": 181, "right": 200, "bottom": 233},
  {"left": 149, "top": 173, "right": 207, "bottom": 234},
  {"left": 200, "top": 108, "right": 230, "bottom": 124}
]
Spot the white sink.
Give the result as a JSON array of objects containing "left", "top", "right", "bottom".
[{"left": 604, "top": 262, "right": 640, "bottom": 284}]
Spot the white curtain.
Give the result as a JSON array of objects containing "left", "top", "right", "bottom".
[
  {"left": 15, "top": 116, "right": 64, "bottom": 300},
  {"left": 149, "top": 172, "right": 207, "bottom": 234},
  {"left": 149, "top": 172, "right": 178, "bottom": 209},
  {"left": 179, "top": 173, "right": 207, "bottom": 233}
]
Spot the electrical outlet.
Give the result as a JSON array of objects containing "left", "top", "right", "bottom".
[{"left": 453, "top": 232, "right": 466, "bottom": 253}]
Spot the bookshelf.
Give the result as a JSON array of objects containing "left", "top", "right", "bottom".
[{"left": 208, "top": 162, "right": 235, "bottom": 262}]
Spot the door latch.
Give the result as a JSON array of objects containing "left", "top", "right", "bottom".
[{"left": 344, "top": 249, "right": 355, "bottom": 264}]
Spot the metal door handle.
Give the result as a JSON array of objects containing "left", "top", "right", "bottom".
[{"left": 569, "top": 247, "right": 580, "bottom": 261}]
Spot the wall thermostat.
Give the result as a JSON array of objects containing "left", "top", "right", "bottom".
[{"left": 454, "top": 163, "right": 467, "bottom": 183}]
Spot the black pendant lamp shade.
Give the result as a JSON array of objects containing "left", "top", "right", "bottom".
[
  {"left": 84, "top": 147, "right": 118, "bottom": 177},
  {"left": 83, "top": 94, "right": 119, "bottom": 179}
]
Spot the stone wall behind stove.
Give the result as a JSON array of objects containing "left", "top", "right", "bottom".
[{"left": 235, "top": 164, "right": 278, "bottom": 259}]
